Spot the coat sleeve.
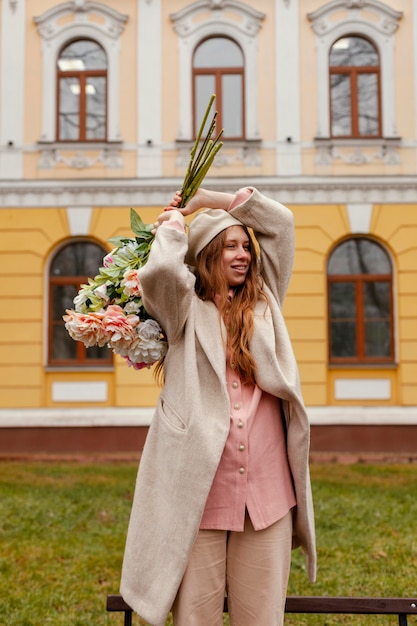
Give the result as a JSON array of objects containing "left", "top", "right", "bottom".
[
  {"left": 229, "top": 187, "right": 295, "bottom": 305},
  {"left": 138, "top": 223, "right": 195, "bottom": 344}
]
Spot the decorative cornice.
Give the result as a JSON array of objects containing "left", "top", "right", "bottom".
[
  {"left": 308, "top": 0, "right": 402, "bottom": 36},
  {"left": 34, "top": 0, "right": 128, "bottom": 40},
  {"left": 170, "top": 0, "right": 265, "bottom": 37},
  {"left": 1, "top": 176, "right": 417, "bottom": 207}
]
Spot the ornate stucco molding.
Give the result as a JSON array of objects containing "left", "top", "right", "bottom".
[
  {"left": 308, "top": 0, "right": 402, "bottom": 37},
  {"left": 2, "top": 176, "right": 417, "bottom": 207},
  {"left": 38, "top": 147, "right": 123, "bottom": 170},
  {"left": 34, "top": 1, "right": 128, "bottom": 40}
]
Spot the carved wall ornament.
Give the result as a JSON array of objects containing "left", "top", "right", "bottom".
[
  {"left": 38, "top": 147, "right": 123, "bottom": 170},
  {"left": 308, "top": 0, "right": 402, "bottom": 37}
]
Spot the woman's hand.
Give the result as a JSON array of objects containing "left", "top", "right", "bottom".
[
  {"left": 152, "top": 209, "right": 185, "bottom": 235},
  {"left": 164, "top": 188, "right": 236, "bottom": 217}
]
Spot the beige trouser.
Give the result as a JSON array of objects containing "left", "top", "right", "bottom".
[{"left": 171, "top": 510, "right": 293, "bottom": 626}]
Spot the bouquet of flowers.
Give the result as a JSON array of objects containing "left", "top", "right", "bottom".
[{"left": 63, "top": 95, "right": 223, "bottom": 370}]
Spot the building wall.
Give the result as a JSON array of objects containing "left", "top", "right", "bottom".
[{"left": 0, "top": 0, "right": 416, "bottom": 453}]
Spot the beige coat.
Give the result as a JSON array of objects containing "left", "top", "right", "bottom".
[{"left": 120, "top": 188, "right": 316, "bottom": 626}]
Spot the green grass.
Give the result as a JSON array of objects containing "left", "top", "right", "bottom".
[{"left": 0, "top": 461, "right": 416, "bottom": 625}]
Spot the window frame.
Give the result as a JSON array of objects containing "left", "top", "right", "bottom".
[
  {"left": 192, "top": 37, "right": 245, "bottom": 140},
  {"left": 48, "top": 240, "right": 113, "bottom": 369},
  {"left": 56, "top": 39, "right": 108, "bottom": 143},
  {"left": 327, "top": 238, "right": 394, "bottom": 365},
  {"left": 329, "top": 36, "right": 382, "bottom": 139}
]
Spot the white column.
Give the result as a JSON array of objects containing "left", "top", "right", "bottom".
[
  {"left": 0, "top": 0, "right": 25, "bottom": 178},
  {"left": 275, "top": 0, "right": 302, "bottom": 175},
  {"left": 413, "top": 0, "right": 417, "bottom": 169},
  {"left": 137, "top": 0, "right": 162, "bottom": 177}
]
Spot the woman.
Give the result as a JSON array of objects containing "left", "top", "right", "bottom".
[{"left": 120, "top": 187, "right": 316, "bottom": 626}]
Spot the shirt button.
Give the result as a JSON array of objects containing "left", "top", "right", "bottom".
[
  {"left": 237, "top": 421, "right": 244, "bottom": 428},
  {"left": 232, "top": 381, "right": 239, "bottom": 389},
  {"left": 239, "top": 467, "right": 245, "bottom": 474},
  {"left": 239, "top": 444, "right": 245, "bottom": 451},
  {"left": 234, "top": 403, "right": 241, "bottom": 410}
]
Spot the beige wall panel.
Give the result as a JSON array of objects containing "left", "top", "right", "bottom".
[
  {"left": 118, "top": 1, "right": 137, "bottom": 145},
  {"left": 389, "top": 229, "right": 417, "bottom": 257},
  {"left": 299, "top": 4, "right": 318, "bottom": 142},
  {"left": 398, "top": 294, "right": 417, "bottom": 317},
  {"left": 399, "top": 319, "right": 417, "bottom": 340},
  {"left": 257, "top": 0, "right": 276, "bottom": 142},
  {"left": 287, "top": 318, "right": 326, "bottom": 341},
  {"left": 293, "top": 227, "right": 336, "bottom": 254},
  {"left": 397, "top": 272, "right": 417, "bottom": 294},
  {"left": 116, "top": 385, "right": 160, "bottom": 408},
  {"left": 394, "top": 1, "right": 415, "bottom": 140},
  {"left": 0, "top": 343, "right": 42, "bottom": 365},
  {"left": 0, "top": 208, "right": 69, "bottom": 247},
  {"left": 90, "top": 206, "right": 162, "bottom": 243},
  {"left": 289, "top": 273, "right": 325, "bottom": 295},
  {"left": 0, "top": 387, "right": 42, "bottom": 408},
  {"left": 0, "top": 322, "right": 41, "bottom": 343},
  {"left": 399, "top": 340, "right": 417, "bottom": 361},
  {"left": 0, "top": 297, "right": 42, "bottom": 321},
  {"left": 328, "top": 369, "right": 398, "bottom": 405},
  {"left": 293, "top": 250, "right": 326, "bottom": 272},
  {"left": 0, "top": 364, "right": 43, "bottom": 387},
  {"left": 372, "top": 205, "right": 417, "bottom": 240},
  {"left": 402, "top": 385, "right": 417, "bottom": 405},
  {"left": 0, "top": 252, "right": 43, "bottom": 275},
  {"left": 291, "top": 340, "right": 327, "bottom": 363},
  {"left": 0, "top": 275, "right": 42, "bottom": 298},
  {"left": 397, "top": 247, "right": 417, "bottom": 271},
  {"left": 400, "top": 363, "right": 417, "bottom": 385},
  {"left": 0, "top": 230, "right": 53, "bottom": 252},
  {"left": 293, "top": 204, "right": 347, "bottom": 228},
  {"left": 161, "top": 1, "right": 181, "bottom": 143},
  {"left": 283, "top": 294, "right": 324, "bottom": 318},
  {"left": 300, "top": 383, "right": 327, "bottom": 405},
  {"left": 298, "top": 362, "right": 327, "bottom": 384},
  {"left": 46, "top": 371, "right": 114, "bottom": 407}
]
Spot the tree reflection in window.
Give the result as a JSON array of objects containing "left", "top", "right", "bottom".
[
  {"left": 330, "top": 36, "right": 381, "bottom": 138},
  {"left": 193, "top": 37, "right": 244, "bottom": 139},
  {"left": 57, "top": 39, "right": 107, "bottom": 141},
  {"left": 328, "top": 238, "right": 394, "bottom": 363},
  {"left": 49, "top": 241, "right": 112, "bottom": 366}
]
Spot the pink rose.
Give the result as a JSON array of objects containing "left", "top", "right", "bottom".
[
  {"left": 102, "top": 304, "right": 139, "bottom": 355},
  {"left": 63, "top": 309, "right": 107, "bottom": 348},
  {"left": 121, "top": 269, "right": 141, "bottom": 297}
]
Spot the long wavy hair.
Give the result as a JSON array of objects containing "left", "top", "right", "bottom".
[{"left": 194, "top": 225, "right": 267, "bottom": 385}]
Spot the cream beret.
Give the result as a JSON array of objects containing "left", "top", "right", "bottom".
[{"left": 185, "top": 209, "right": 244, "bottom": 266}]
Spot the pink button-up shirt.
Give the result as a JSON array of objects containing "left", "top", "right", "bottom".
[{"left": 200, "top": 363, "right": 296, "bottom": 531}]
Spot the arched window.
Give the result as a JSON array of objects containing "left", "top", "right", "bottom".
[
  {"left": 57, "top": 39, "right": 107, "bottom": 141},
  {"left": 329, "top": 36, "right": 381, "bottom": 138},
  {"left": 49, "top": 240, "right": 112, "bottom": 367},
  {"left": 193, "top": 37, "right": 244, "bottom": 139},
  {"left": 328, "top": 238, "right": 394, "bottom": 364}
]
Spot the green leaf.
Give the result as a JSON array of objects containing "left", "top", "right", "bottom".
[{"left": 130, "top": 209, "right": 153, "bottom": 236}]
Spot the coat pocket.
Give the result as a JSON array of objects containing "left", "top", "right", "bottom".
[{"left": 158, "top": 397, "right": 188, "bottom": 433}]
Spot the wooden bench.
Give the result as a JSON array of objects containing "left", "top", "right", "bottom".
[{"left": 107, "top": 594, "right": 417, "bottom": 625}]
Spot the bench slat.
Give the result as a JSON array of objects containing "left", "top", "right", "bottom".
[{"left": 107, "top": 594, "right": 417, "bottom": 620}]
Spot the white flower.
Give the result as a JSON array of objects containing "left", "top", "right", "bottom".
[{"left": 124, "top": 301, "right": 141, "bottom": 314}]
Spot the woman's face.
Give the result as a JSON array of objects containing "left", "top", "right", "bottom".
[{"left": 221, "top": 226, "right": 251, "bottom": 287}]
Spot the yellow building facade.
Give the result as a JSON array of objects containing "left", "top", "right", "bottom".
[{"left": 0, "top": 0, "right": 416, "bottom": 454}]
